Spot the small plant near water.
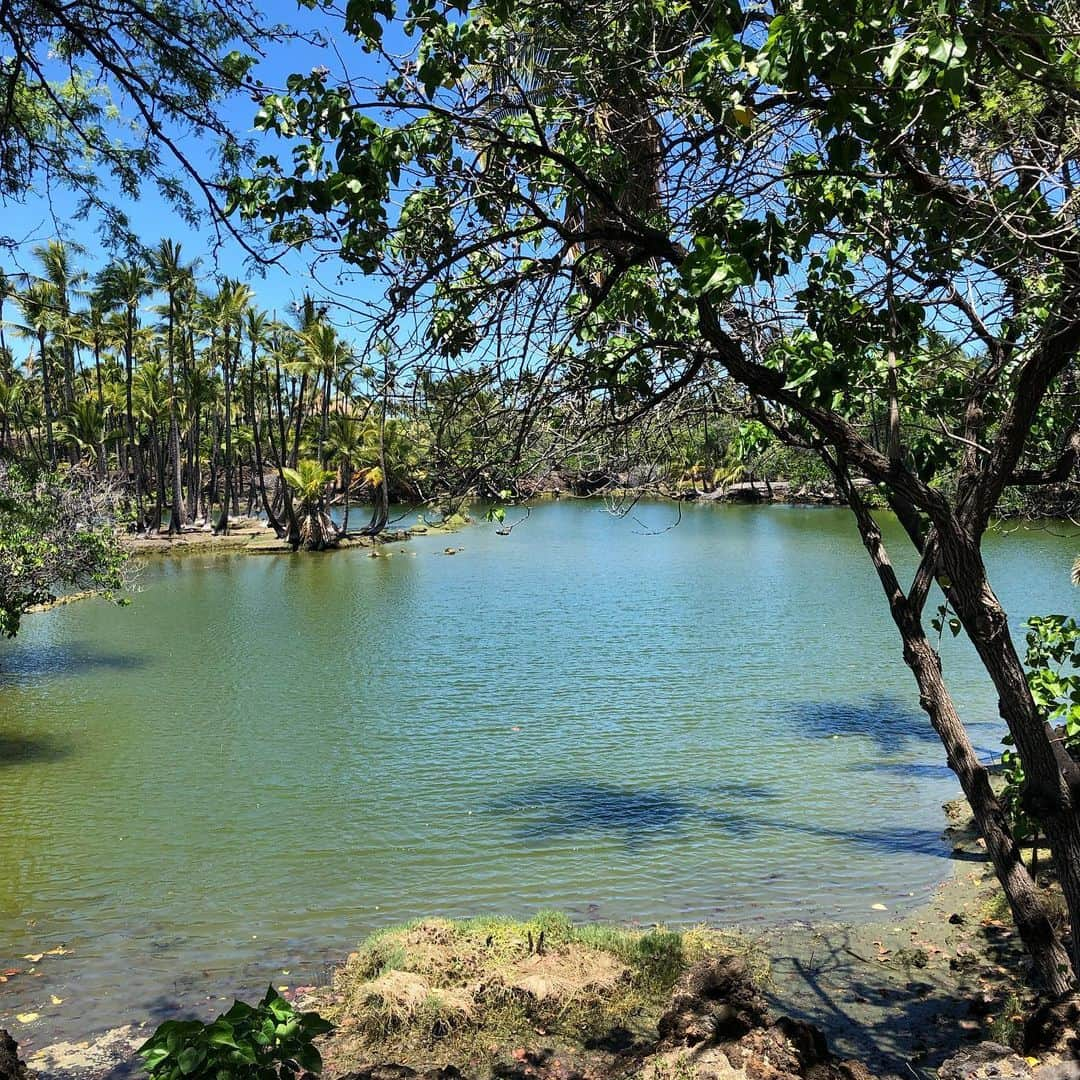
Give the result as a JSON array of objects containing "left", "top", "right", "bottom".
[
  {"left": 138, "top": 986, "right": 333, "bottom": 1080},
  {"left": 987, "top": 992, "right": 1027, "bottom": 1051},
  {"left": 1000, "top": 615, "right": 1080, "bottom": 857}
]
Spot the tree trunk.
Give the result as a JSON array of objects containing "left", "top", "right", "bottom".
[
  {"left": 216, "top": 335, "right": 239, "bottom": 534},
  {"left": 838, "top": 464, "right": 1075, "bottom": 994},
  {"left": 342, "top": 464, "right": 352, "bottom": 535},
  {"left": 291, "top": 372, "right": 307, "bottom": 469},
  {"left": 38, "top": 328, "right": 56, "bottom": 466},
  {"left": 939, "top": 534, "right": 1080, "bottom": 980},
  {"left": 166, "top": 299, "right": 187, "bottom": 535},
  {"left": 250, "top": 376, "right": 284, "bottom": 536},
  {"left": 150, "top": 424, "right": 166, "bottom": 535}
]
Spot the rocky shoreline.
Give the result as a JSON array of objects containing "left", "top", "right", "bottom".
[{"left": 5, "top": 795, "right": 1077, "bottom": 1080}]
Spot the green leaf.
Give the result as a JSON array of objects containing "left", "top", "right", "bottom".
[
  {"left": 927, "top": 33, "right": 967, "bottom": 65},
  {"left": 177, "top": 1047, "right": 205, "bottom": 1075},
  {"left": 681, "top": 238, "right": 754, "bottom": 297}
]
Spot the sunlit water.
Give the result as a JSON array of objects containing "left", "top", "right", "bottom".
[{"left": 0, "top": 501, "right": 1077, "bottom": 1040}]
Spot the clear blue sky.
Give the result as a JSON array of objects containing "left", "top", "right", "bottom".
[{"left": 1, "top": 0, "right": 393, "bottom": 327}]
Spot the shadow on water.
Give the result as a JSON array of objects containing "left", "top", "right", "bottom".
[
  {"left": 0, "top": 642, "right": 146, "bottom": 684},
  {"left": 490, "top": 781, "right": 708, "bottom": 843},
  {"left": 787, "top": 696, "right": 937, "bottom": 753},
  {"left": 849, "top": 761, "right": 956, "bottom": 780},
  {"left": 0, "top": 732, "right": 71, "bottom": 767},
  {"left": 488, "top": 777, "right": 959, "bottom": 859}
]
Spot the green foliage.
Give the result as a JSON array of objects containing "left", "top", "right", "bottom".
[
  {"left": 138, "top": 987, "right": 333, "bottom": 1080},
  {"left": 986, "top": 992, "right": 1027, "bottom": 1051},
  {"left": 0, "top": 462, "right": 125, "bottom": 637},
  {"left": 0, "top": 0, "right": 305, "bottom": 242},
  {"left": 232, "top": 0, "right": 1080, "bottom": 526},
  {"left": 282, "top": 460, "right": 340, "bottom": 550},
  {"left": 1000, "top": 614, "right": 1080, "bottom": 838},
  {"left": 282, "top": 460, "right": 335, "bottom": 502}
]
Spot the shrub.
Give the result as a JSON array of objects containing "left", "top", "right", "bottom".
[{"left": 138, "top": 986, "right": 333, "bottom": 1080}]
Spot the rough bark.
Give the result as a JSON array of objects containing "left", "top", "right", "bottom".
[{"left": 836, "top": 463, "right": 1075, "bottom": 994}]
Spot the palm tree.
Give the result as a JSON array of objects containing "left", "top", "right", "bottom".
[
  {"left": 1072, "top": 556, "right": 1079, "bottom": 587},
  {"left": 300, "top": 319, "right": 351, "bottom": 466},
  {"left": 242, "top": 307, "right": 286, "bottom": 533},
  {"left": 97, "top": 259, "right": 153, "bottom": 530},
  {"left": 181, "top": 359, "right": 219, "bottom": 522},
  {"left": 208, "top": 280, "right": 254, "bottom": 534},
  {"left": 281, "top": 459, "right": 339, "bottom": 550},
  {"left": 0, "top": 271, "right": 16, "bottom": 379},
  {"left": 325, "top": 413, "right": 375, "bottom": 535},
  {"left": 0, "top": 378, "right": 27, "bottom": 459},
  {"left": 134, "top": 356, "right": 171, "bottom": 530},
  {"left": 59, "top": 395, "right": 109, "bottom": 476},
  {"left": 14, "top": 282, "right": 58, "bottom": 465},
  {"left": 150, "top": 239, "right": 199, "bottom": 533},
  {"left": 33, "top": 240, "right": 87, "bottom": 417}
]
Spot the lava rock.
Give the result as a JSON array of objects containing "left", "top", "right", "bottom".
[
  {"left": 657, "top": 956, "right": 769, "bottom": 1046},
  {"left": 0, "top": 1032, "right": 28, "bottom": 1080},
  {"left": 939, "top": 1042, "right": 1034, "bottom": 1080},
  {"left": 1024, "top": 997, "right": 1080, "bottom": 1056}
]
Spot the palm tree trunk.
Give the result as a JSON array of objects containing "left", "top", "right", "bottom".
[
  {"left": 166, "top": 295, "right": 187, "bottom": 534},
  {"left": 215, "top": 341, "right": 234, "bottom": 534},
  {"left": 342, "top": 463, "right": 352, "bottom": 534},
  {"left": 250, "top": 372, "right": 284, "bottom": 535},
  {"left": 291, "top": 372, "right": 307, "bottom": 468},
  {"left": 38, "top": 327, "right": 56, "bottom": 466}
]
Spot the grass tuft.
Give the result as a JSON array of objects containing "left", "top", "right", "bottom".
[{"left": 318, "top": 914, "right": 766, "bottom": 1071}]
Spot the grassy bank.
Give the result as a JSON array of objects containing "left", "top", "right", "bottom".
[{"left": 310, "top": 912, "right": 766, "bottom": 1074}]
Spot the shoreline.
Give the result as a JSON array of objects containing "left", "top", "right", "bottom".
[
  {"left": 10, "top": 797, "right": 1037, "bottom": 1080},
  {"left": 118, "top": 517, "right": 414, "bottom": 557}
]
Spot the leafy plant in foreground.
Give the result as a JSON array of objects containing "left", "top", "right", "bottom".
[
  {"left": 1001, "top": 615, "right": 1080, "bottom": 847},
  {"left": 138, "top": 986, "right": 333, "bottom": 1080}
]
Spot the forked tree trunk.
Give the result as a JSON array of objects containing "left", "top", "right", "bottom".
[
  {"left": 362, "top": 476, "right": 389, "bottom": 536},
  {"left": 838, "top": 467, "right": 1075, "bottom": 995},
  {"left": 937, "top": 535, "right": 1080, "bottom": 982}
]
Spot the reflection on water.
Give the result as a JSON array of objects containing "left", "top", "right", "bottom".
[{"left": 0, "top": 501, "right": 1076, "bottom": 1039}]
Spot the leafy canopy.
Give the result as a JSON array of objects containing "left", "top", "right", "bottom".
[{"left": 232, "top": 0, "right": 1080, "bottom": 532}]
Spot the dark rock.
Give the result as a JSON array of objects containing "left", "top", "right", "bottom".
[
  {"left": 1024, "top": 997, "right": 1080, "bottom": 1055},
  {"left": 772, "top": 1016, "right": 830, "bottom": 1067},
  {"left": 835, "top": 1062, "right": 877, "bottom": 1080},
  {"left": 968, "top": 993, "right": 1001, "bottom": 1018},
  {"left": 340, "top": 1066, "right": 419, "bottom": 1080},
  {"left": 893, "top": 947, "right": 929, "bottom": 969},
  {"left": 0, "top": 1032, "right": 28, "bottom": 1080},
  {"left": 567, "top": 471, "right": 614, "bottom": 496},
  {"left": 938, "top": 1043, "right": 1033, "bottom": 1080},
  {"left": 952, "top": 950, "right": 980, "bottom": 972},
  {"left": 950, "top": 913, "right": 967, "bottom": 925},
  {"left": 658, "top": 956, "right": 770, "bottom": 1046}
]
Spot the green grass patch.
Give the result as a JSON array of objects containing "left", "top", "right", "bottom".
[{"left": 318, "top": 913, "right": 765, "bottom": 1072}]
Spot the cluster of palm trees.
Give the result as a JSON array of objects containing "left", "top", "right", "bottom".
[{"left": 0, "top": 240, "right": 416, "bottom": 548}]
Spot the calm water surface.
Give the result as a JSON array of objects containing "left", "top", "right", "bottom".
[{"left": 0, "top": 501, "right": 1076, "bottom": 1040}]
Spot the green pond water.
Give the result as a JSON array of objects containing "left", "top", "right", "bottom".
[{"left": 0, "top": 500, "right": 1077, "bottom": 1040}]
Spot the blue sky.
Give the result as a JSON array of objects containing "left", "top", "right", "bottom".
[{"left": 1, "top": 0, "right": 391, "bottom": 325}]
